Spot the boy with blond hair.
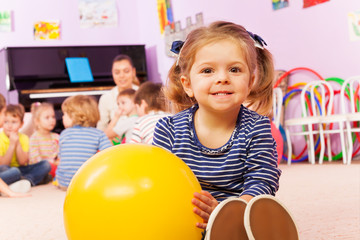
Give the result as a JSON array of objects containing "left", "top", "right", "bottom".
[
  {"left": 0, "top": 104, "right": 51, "bottom": 187},
  {"left": 56, "top": 95, "right": 111, "bottom": 189}
]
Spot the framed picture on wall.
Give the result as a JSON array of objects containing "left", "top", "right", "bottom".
[
  {"left": 303, "top": 0, "right": 330, "bottom": 9},
  {"left": 272, "top": 0, "right": 289, "bottom": 11}
]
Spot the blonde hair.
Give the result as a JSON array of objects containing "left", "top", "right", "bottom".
[
  {"left": 165, "top": 21, "right": 274, "bottom": 116},
  {"left": 5, "top": 104, "right": 25, "bottom": 123},
  {"left": 61, "top": 95, "right": 99, "bottom": 127},
  {"left": 32, "top": 102, "right": 54, "bottom": 129}
]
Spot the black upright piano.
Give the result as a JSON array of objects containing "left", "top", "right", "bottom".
[{"left": 3, "top": 45, "right": 148, "bottom": 132}]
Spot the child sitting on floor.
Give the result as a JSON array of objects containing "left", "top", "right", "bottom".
[
  {"left": 0, "top": 94, "right": 30, "bottom": 197},
  {"left": 55, "top": 95, "right": 111, "bottom": 189},
  {"left": 0, "top": 104, "right": 51, "bottom": 187},
  {"left": 129, "top": 82, "right": 169, "bottom": 144},
  {"left": 104, "top": 88, "right": 138, "bottom": 144},
  {"left": 29, "top": 102, "right": 59, "bottom": 178}
]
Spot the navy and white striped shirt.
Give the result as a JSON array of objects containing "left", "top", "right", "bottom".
[
  {"left": 152, "top": 104, "right": 281, "bottom": 202},
  {"left": 56, "top": 126, "right": 112, "bottom": 187}
]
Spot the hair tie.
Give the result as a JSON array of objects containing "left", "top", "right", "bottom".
[
  {"left": 170, "top": 40, "right": 185, "bottom": 66},
  {"left": 247, "top": 31, "right": 267, "bottom": 49}
]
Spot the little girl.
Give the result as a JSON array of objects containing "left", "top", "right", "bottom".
[
  {"left": 153, "top": 21, "right": 298, "bottom": 239},
  {"left": 29, "top": 102, "right": 59, "bottom": 178},
  {"left": 56, "top": 95, "right": 111, "bottom": 189}
]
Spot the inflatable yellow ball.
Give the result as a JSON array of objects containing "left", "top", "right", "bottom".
[{"left": 63, "top": 144, "right": 203, "bottom": 240}]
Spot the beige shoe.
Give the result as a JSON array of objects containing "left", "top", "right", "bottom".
[
  {"left": 205, "top": 198, "right": 248, "bottom": 240},
  {"left": 244, "top": 195, "right": 299, "bottom": 240}
]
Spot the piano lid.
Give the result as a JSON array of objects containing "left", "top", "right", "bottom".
[{"left": 6, "top": 45, "right": 148, "bottom": 92}]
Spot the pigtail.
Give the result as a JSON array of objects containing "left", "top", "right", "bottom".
[
  {"left": 247, "top": 48, "right": 275, "bottom": 118},
  {"left": 164, "top": 63, "right": 196, "bottom": 113}
]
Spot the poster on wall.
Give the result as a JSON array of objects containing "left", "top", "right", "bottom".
[
  {"left": 78, "top": 0, "right": 118, "bottom": 28},
  {"left": 303, "top": 0, "right": 330, "bottom": 9},
  {"left": 0, "top": 10, "right": 12, "bottom": 32},
  {"left": 157, "top": 0, "right": 174, "bottom": 34},
  {"left": 348, "top": 11, "right": 360, "bottom": 42},
  {"left": 272, "top": 0, "right": 289, "bottom": 11},
  {"left": 34, "top": 21, "right": 61, "bottom": 40}
]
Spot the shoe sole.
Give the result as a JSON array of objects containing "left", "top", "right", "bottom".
[
  {"left": 244, "top": 195, "right": 299, "bottom": 240},
  {"left": 205, "top": 198, "right": 248, "bottom": 240}
]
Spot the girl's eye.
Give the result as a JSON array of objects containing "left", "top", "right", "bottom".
[
  {"left": 201, "top": 68, "right": 213, "bottom": 74},
  {"left": 230, "top": 67, "right": 241, "bottom": 73}
]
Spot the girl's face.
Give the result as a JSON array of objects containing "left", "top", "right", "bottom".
[
  {"left": 62, "top": 112, "right": 73, "bottom": 128},
  {"left": 181, "top": 39, "right": 254, "bottom": 114},
  {"left": 3, "top": 114, "right": 22, "bottom": 136},
  {"left": 36, "top": 108, "right": 56, "bottom": 132},
  {"left": 112, "top": 60, "right": 136, "bottom": 91},
  {"left": 117, "top": 95, "right": 135, "bottom": 116}
]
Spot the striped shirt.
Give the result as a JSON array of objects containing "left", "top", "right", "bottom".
[
  {"left": 130, "top": 111, "right": 170, "bottom": 145},
  {"left": 56, "top": 126, "right": 112, "bottom": 187},
  {"left": 29, "top": 131, "right": 59, "bottom": 164},
  {"left": 152, "top": 104, "right": 281, "bottom": 202}
]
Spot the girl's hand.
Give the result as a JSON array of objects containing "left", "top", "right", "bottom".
[{"left": 192, "top": 190, "right": 218, "bottom": 229}]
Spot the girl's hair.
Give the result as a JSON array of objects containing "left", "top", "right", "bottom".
[
  {"left": 112, "top": 54, "right": 140, "bottom": 86},
  {"left": 32, "top": 102, "right": 54, "bottom": 129},
  {"left": 5, "top": 104, "right": 25, "bottom": 123},
  {"left": 165, "top": 21, "right": 274, "bottom": 116},
  {"left": 61, "top": 95, "right": 99, "bottom": 127},
  {"left": 0, "top": 93, "right": 5, "bottom": 110},
  {"left": 118, "top": 88, "right": 136, "bottom": 101},
  {"left": 134, "top": 81, "right": 166, "bottom": 112}
]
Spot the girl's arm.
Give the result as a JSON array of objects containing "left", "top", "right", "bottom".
[{"left": 242, "top": 117, "right": 281, "bottom": 197}]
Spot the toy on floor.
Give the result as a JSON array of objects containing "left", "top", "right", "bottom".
[{"left": 63, "top": 144, "right": 203, "bottom": 240}]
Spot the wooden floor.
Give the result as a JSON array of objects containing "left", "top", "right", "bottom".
[{"left": 0, "top": 161, "right": 359, "bottom": 240}]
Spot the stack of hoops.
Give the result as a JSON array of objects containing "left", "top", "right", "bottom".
[{"left": 273, "top": 67, "right": 360, "bottom": 164}]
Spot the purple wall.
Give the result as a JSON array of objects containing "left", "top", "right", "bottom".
[
  {"left": 1, "top": 1, "right": 359, "bottom": 89},
  {"left": 0, "top": 0, "right": 359, "bottom": 155}
]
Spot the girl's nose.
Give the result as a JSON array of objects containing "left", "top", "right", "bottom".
[{"left": 216, "top": 72, "right": 230, "bottom": 84}]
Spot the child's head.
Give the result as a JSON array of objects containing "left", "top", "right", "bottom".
[
  {"left": 112, "top": 54, "right": 138, "bottom": 91},
  {"left": 3, "top": 104, "right": 25, "bottom": 136},
  {"left": 134, "top": 82, "right": 166, "bottom": 117},
  {"left": 32, "top": 102, "right": 56, "bottom": 132},
  {"left": 117, "top": 88, "right": 137, "bottom": 116},
  {"left": 0, "top": 93, "right": 6, "bottom": 127},
  {"left": 166, "top": 21, "right": 274, "bottom": 116},
  {"left": 61, "top": 95, "right": 99, "bottom": 128}
]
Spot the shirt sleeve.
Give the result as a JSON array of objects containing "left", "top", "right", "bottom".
[
  {"left": 98, "top": 132, "right": 112, "bottom": 151},
  {"left": 20, "top": 134, "right": 29, "bottom": 153},
  {"left": 112, "top": 116, "right": 138, "bottom": 137},
  {"left": 152, "top": 117, "right": 174, "bottom": 152},
  {"left": 241, "top": 116, "right": 281, "bottom": 197},
  {"left": 129, "top": 119, "right": 141, "bottom": 143},
  {"left": 29, "top": 135, "right": 41, "bottom": 164}
]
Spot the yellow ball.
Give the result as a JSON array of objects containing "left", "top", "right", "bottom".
[{"left": 63, "top": 144, "right": 203, "bottom": 240}]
